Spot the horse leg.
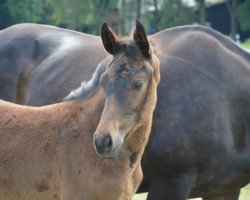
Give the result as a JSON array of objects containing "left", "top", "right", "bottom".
[
  {"left": 146, "top": 174, "right": 195, "bottom": 200},
  {"left": 202, "top": 189, "right": 240, "bottom": 200}
]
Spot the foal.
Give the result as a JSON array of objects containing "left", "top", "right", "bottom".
[{"left": 0, "top": 20, "right": 160, "bottom": 200}]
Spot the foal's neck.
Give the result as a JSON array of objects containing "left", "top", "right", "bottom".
[{"left": 120, "top": 118, "right": 152, "bottom": 169}]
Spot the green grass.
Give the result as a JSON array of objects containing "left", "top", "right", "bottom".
[
  {"left": 133, "top": 184, "right": 250, "bottom": 200},
  {"left": 240, "top": 185, "right": 250, "bottom": 200},
  {"left": 241, "top": 39, "right": 250, "bottom": 49}
]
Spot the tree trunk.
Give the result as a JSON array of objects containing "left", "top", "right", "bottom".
[
  {"left": 152, "top": 0, "right": 159, "bottom": 32},
  {"left": 226, "top": 0, "right": 237, "bottom": 39},
  {"left": 197, "top": 0, "right": 206, "bottom": 25},
  {"left": 137, "top": 0, "right": 141, "bottom": 19}
]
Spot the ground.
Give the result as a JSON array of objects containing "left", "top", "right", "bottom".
[{"left": 133, "top": 185, "right": 250, "bottom": 200}]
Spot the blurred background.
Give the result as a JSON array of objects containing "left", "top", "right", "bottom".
[{"left": 0, "top": 0, "right": 250, "bottom": 45}]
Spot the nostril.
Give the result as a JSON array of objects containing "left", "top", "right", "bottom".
[
  {"left": 103, "top": 135, "right": 112, "bottom": 149},
  {"left": 94, "top": 133, "right": 113, "bottom": 156}
]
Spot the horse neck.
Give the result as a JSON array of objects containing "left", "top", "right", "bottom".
[
  {"left": 125, "top": 119, "right": 153, "bottom": 156},
  {"left": 61, "top": 87, "right": 105, "bottom": 143}
]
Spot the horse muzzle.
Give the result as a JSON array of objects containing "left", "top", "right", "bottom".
[{"left": 93, "top": 132, "right": 124, "bottom": 159}]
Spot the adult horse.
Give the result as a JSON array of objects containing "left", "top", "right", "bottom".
[
  {"left": 0, "top": 22, "right": 250, "bottom": 200},
  {"left": 0, "top": 21, "right": 160, "bottom": 200}
]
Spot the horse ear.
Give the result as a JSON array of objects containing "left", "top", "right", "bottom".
[
  {"left": 133, "top": 19, "right": 150, "bottom": 57},
  {"left": 101, "top": 22, "right": 122, "bottom": 55}
]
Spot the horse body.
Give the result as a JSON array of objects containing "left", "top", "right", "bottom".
[
  {"left": 0, "top": 23, "right": 106, "bottom": 105},
  {"left": 0, "top": 92, "right": 136, "bottom": 200},
  {"left": 0, "top": 21, "right": 160, "bottom": 200},
  {"left": 141, "top": 26, "right": 250, "bottom": 199},
  {"left": 0, "top": 23, "right": 250, "bottom": 199},
  {"left": 0, "top": 92, "right": 104, "bottom": 200}
]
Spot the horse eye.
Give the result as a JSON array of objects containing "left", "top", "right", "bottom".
[{"left": 133, "top": 80, "right": 144, "bottom": 90}]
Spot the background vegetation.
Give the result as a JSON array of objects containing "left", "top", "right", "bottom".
[{"left": 0, "top": 0, "right": 250, "bottom": 40}]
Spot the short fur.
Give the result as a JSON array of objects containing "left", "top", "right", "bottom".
[
  {"left": 0, "top": 23, "right": 250, "bottom": 200},
  {"left": 0, "top": 21, "right": 160, "bottom": 200}
]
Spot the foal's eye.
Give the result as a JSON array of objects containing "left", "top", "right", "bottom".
[{"left": 132, "top": 80, "right": 144, "bottom": 90}]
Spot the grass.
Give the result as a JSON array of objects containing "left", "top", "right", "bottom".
[
  {"left": 133, "top": 184, "right": 250, "bottom": 200},
  {"left": 241, "top": 39, "right": 250, "bottom": 49},
  {"left": 240, "top": 185, "right": 250, "bottom": 200}
]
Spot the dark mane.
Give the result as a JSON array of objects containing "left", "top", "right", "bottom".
[
  {"left": 120, "top": 39, "right": 145, "bottom": 61},
  {"left": 111, "top": 39, "right": 152, "bottom": 71},
  {"left": 64, "top": 57, "right": 110, "bottom": 101}
]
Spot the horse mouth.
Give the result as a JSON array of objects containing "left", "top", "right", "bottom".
[{"left": 95, "top": 145, "right": 121, "bottom": 159}]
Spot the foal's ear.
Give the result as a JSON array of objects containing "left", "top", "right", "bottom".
[
  {"left": 133, "top": 19, "right": 150, "bottom": 57},
  {"left": 101, "top": 22, "right": 122, "bottom": 55}
]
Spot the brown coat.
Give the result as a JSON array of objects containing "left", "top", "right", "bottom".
[{"left": 0, "top": 21, "right": 160, "bottom": 200}]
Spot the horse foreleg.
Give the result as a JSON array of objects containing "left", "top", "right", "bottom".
[
  {"left": 202, "top": 189, "right": 240, "bottom": 200},
  {"left": 146, "top": 174, "right": 195, "bottom": 200}
]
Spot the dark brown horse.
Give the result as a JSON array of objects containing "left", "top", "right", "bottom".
[
  {"left": 0, "top": 22, "right": 250, "bottom": 200},
  {"left": 0, "top": 21, "right": 160, "bottom": 200}
]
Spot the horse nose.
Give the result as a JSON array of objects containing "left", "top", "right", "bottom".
[{"left": 94, "top": 133, "right": 113, "bottom": 156}]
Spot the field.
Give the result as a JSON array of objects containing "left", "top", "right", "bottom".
[{"left": 133, "top": 184, "right": 250, "bottom": 200}]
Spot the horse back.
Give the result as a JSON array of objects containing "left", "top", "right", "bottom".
[
  {"left": 0, "top": 23, "right": 107, "bottom": 105},
  {"left": 141, "top": 25, "right": 250, "bottom": 195}
]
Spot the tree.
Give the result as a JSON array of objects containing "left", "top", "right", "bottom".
[
  {"left": 157, "top": 0, "right": 195, "bottom": 30},
  {"left": 47, "top": 0, "right": 118, "bottom": 33},
  {"left": 47, "top": 0, "right": 95, "bottom": 30},
  {"left": 225, "top": 0, "right": 238, "bottom": 38},
  {"left": 237, "top": 0, "right": 250, "bottom": 31},
  {"left": 0, "top": 0, "right": 47, "bottom": 29},
  {"left": 196, "top": 0, "right": 206, "bottom": 25},
  {"left": 136, "top": 0, "right": 141, "bottom": 19},
  {"left": 0, "top": 0, "right": 11, "bottom": 29},
  {"left": 152, "top": 0, "right": 159, "bottom": 32},
  {"left": 6, "top": 0, "right": 45, "bottom": 23}
]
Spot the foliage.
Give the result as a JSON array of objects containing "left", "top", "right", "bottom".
[
  {"left": 0, "top": 0, "right": 47, "bottom": 28},
  {"left": 47, "top": 0, "right": 117, "bottom": 33},
  {"left": 6, "top": 0, "right": 44, "bottom": 23},
  {"left": 241, "top": 39, "right": 250, "bottom": 49},
  {"left": 142, "top": 0, "right": 195, "bottom": 33},
  {"left": 0, "top": 0, "right": 11, "bottom": 28},
  {"left": 0, "top": 0, "right": 249, "bottom": 35},
  {"left": 0, "top": 0, "right": 117, "bottom": 33},
  {"left": 47, "top": 0, "right": 94, "bottom": 30},
  {"left": 237, "top": 0, "right": 250, "bottom": 31},
  {"left": 158, "top": 0, "right": 195, "bottom": 29}
]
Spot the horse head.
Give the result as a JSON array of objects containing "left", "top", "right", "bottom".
[{"left": 94, "top": 20, "right": 160, "bottom": 158}]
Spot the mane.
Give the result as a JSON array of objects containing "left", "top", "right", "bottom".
[
  {"left": 64, "top": 57, "right": 110, "bottom": 101},
  {"left": 121, "top": 39, "right": 144, "bottom": 60},
  {"left": 64, "top": 38, "right": 152, "bottom": 101}
]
